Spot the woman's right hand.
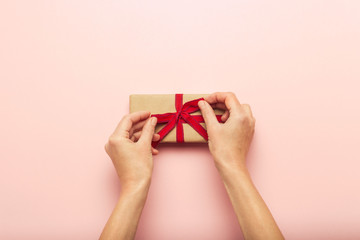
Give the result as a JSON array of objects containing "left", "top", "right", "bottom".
[{"left": 198, "top": 92, "right": 256, "bottom": 173}]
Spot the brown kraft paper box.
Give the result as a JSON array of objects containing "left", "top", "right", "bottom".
[{"left": 129, "top": 94, "right": 225, "bottom": 143}]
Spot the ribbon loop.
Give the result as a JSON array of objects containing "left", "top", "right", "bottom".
[{"left": 150, "top": 94, "right": 223, "bottom": 148}]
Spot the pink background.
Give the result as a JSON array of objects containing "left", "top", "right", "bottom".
[{"left": 1, "top": 0, "right": 360, "bottom": 239}]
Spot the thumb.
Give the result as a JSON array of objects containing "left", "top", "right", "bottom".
[
  {"left": 138, "top": 117, "right": 157, "bottom": 145},
  {"left": 198, "top": 100, "right": 219, "bottom": 128}
]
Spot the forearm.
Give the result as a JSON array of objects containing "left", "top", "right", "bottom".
[
  {"left": 100, "top": 182, "right": 151, "bottom": 240},
  {"left": 216, "top": 158, "right": 284, "bottom": 240}
]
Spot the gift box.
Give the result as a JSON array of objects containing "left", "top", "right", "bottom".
[{"left": 129, "top": 94, "right": 225, "bottom": 148}]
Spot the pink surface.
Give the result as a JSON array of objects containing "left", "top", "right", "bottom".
[{"left": 1, "top": 0, "right": 360, "bottom": 239}]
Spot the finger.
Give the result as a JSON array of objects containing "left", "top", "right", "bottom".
[
  {"left": 210, "top": 102, "right": 227, "bottom": 110},
  {"left": 138, "top": 117, "right": 157, "bottom": 145},
  {"left": 131, "top": 131, "right": 160, "bottom": 142},
  {"left": 152, "top": 147, "right": 159, "bottom": 155},
  {"left": 113, "top": 111, "right": 151, "bottom": 138},
  {"left": 204, "top": 92, "right": 241, "bottom": 114},
  {"left": 209, "top": 103, "right": 229, "bottom": 122},
  {"left": 242, "top": 103, "right": 254, "bottom": 117},
  {"left": 129, "top": 119, "right": 148, "bottom": 136},
  {"left": 221, "top": 110, "right": 230, "bottom": 122},
  {"left": 153, "top": 133, "right": 161, "bottom": 141},
  {"left": 131, "top": 131, "right": 141, "bottom": 142},
  {"left": 198, "top": 100, "right": 219, "bottom": 127}
]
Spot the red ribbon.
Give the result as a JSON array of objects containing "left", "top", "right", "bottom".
[{"left": 150, "top": 94, "right": 223, "bottom": 148}]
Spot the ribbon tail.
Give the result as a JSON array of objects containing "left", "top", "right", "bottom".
[
  {"left": 152, "top": 140, "right": 160, "bottom": 148},
  {"left": 176, "top": 121, "right": 184, "bottom": 143},
  {"left": 151, "top": 116, "right": 177, "bottom": 148}
]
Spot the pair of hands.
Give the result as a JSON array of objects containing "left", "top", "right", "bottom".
[
  {"left": 102, "top": 92, "right": 284, "bottom": 240},
  {"left": 104, "top": 92, "right": 256, "bottom": 189}
]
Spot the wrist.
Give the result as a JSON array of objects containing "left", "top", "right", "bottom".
[
  {"left": 213, "top": 156, "right": 249, "bottom": 179},
  {"left": 214, "top": 153, "right": 247, "bottom": 170},
  {"left": 121, "top": 178, "right": 151, "bottom": 196}
]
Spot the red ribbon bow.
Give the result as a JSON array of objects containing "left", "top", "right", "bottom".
[{"left": 150, "top": 94, "right": 223, "bottom": 148}]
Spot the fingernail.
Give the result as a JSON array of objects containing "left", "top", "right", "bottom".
[
  {"left": 198, "top": 100, "right": 205, "bottom": 107},
  {"left": 151, "top": 117, "right": 157, "bottom": 125}
]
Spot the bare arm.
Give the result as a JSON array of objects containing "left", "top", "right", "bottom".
[
  {"left": 100, "top": 183, "right": 150, "bottom": 240},
  {"left": 198, "top": 92, "right": 284, "bottom": 240},
  {"left": 100, "top": 112, "right": 160, "bottom": 240}
]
